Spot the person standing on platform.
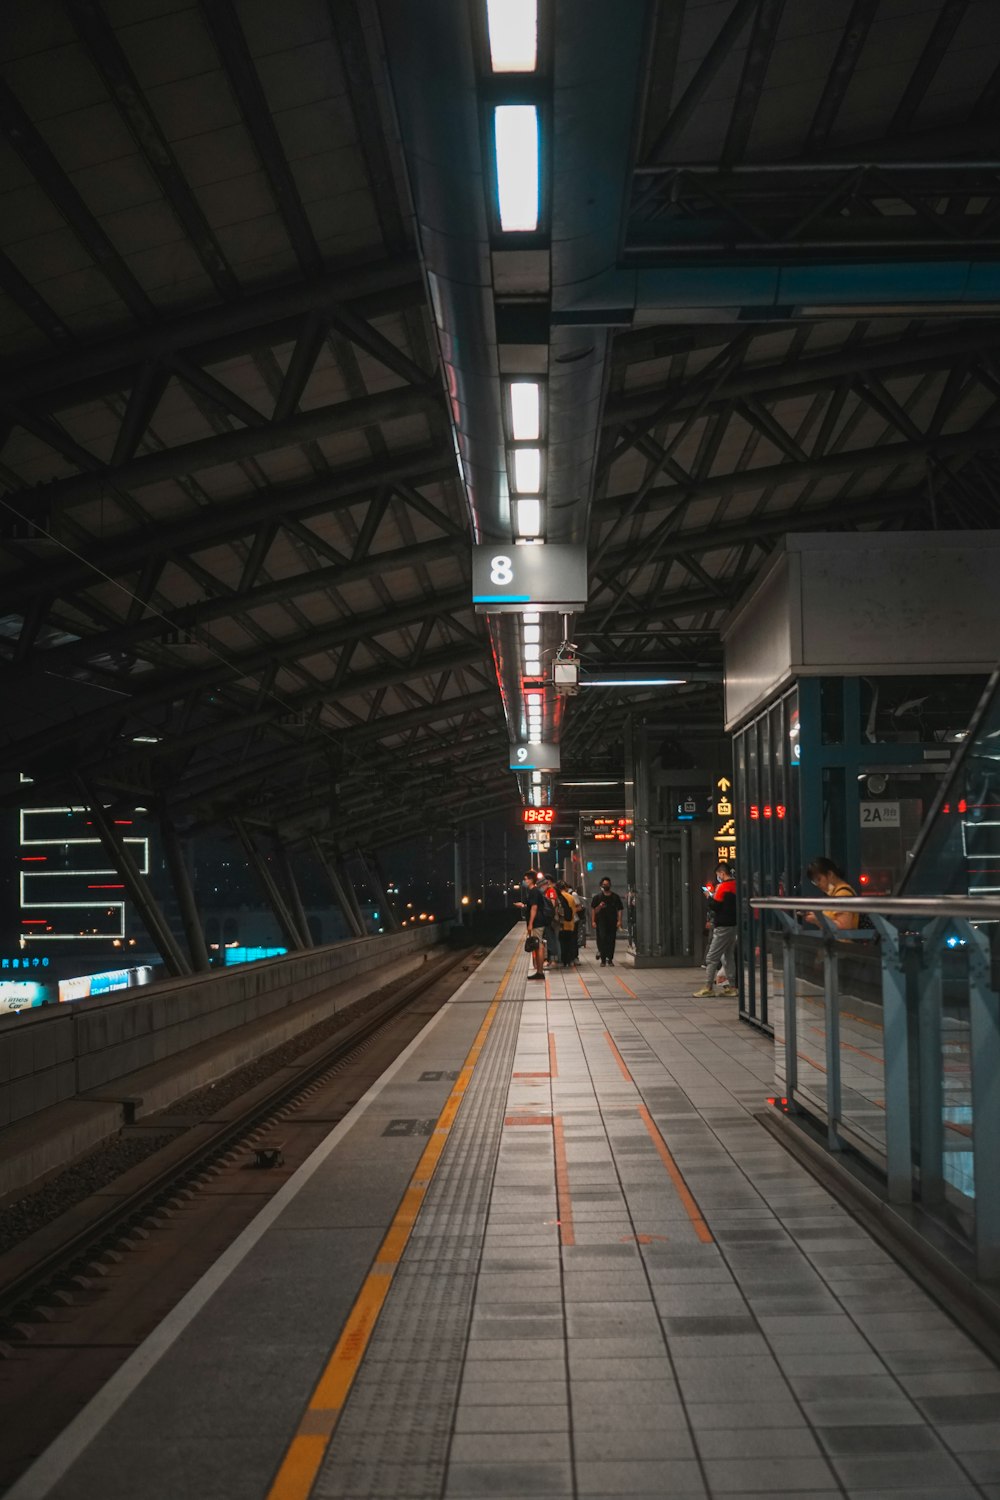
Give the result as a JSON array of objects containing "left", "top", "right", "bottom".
[
  {"left": 591, "top": 877, "right": 624, "bottom": 967},
  {"left": 556, "top": 881, "right": 578, "bottom": 967},
  {"left": 523, "top": 872, "right": 546, "bottom": 983},
  {"left": 541, "top": 873, "right": 560, "bottom": 967},
  {"left": 694, "top": 864, "right": 738, "bottom": 997}
]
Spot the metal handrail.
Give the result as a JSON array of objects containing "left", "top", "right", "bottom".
[{"left": 751, "top": 896, "right": 1000, "bottom": 920}]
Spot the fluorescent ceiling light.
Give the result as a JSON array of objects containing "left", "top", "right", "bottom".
[
  {"left": 516, "top": 497, "right": 542, "bottom": 537},
  {"left": 523, "top": 611, "right": 540, "bottom": 624},
  {"left": 512, "top": 448, "right": 541, "bottom": 493},
  {"left": 510, "top": 381, "right": 540, "bottom": 439},
  {"left": 523, "top": 624, "right": 541, "bottom": 645},
  {"left": 525, "top": 691, "right": 543, "bottom": 705},
  {"left": 525, "top": 657, "right": 541, "bottom": 675},
  {"left": 581, "top": 677, "right": 685, "bottom": 687},
  {"left": 495, "top": 105, "right": 539, "bottom": 231},
  {"left": 486, "top": 0, "right": 537, "bottom": 71},
  {"left": 532, "top": 771, "right": 542, "bottom": 785}
]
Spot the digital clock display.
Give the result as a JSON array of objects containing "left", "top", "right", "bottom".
[{"left": 523, "top": 808, "right": 556, "bottom": 825}]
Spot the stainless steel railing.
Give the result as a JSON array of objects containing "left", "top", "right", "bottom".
[{"left": 750, "top": 895, "right": 1000, "bottom": 1278}]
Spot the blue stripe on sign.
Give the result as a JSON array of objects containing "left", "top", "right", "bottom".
[{"left": 473, "top": 594, "right": 531, "bottom": 602}]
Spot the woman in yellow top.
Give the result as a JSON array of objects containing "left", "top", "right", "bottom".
[
  {"left": 804, "top": 856, "right": 859, "bottom": 930},
  {"left": 556, "top": 882, "right": 578, "bottom": 967}
]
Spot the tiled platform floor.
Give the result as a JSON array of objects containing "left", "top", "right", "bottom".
[{"left": 14, "top": 931, "right": 1000, "bottom": 1500}]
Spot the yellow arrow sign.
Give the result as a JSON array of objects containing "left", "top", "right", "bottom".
[{"left": 717, "top": 776, "right": 732, "bottom": 791}]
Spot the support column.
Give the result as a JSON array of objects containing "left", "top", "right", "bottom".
[
  {"left": 338, "top": 853, "right": 368, "bottom": 935},
  {"left": 231, "top": 817, "right": 304, "bottom": 950},
  {"left": 159, "top": 813, "right": 211, "bottom": 971},
  {"left": 356, "top": 849, "right": 399, "bottom": 932},
  {"left": 276, "top": 842, "right": 312, "bottom": 948},
  {"left": 454, "top": 836, "right": 463, "bottom": 923},
  {"left": 310, "top": 838, "right": 364, "bottom": 939},
  {"left": 77, "top": 778, "right": 191, "bottom": 977}
]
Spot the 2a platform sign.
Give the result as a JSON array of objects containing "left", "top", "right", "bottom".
[{"left": 713, "top": 775, "right": 737, "bottom": 865}]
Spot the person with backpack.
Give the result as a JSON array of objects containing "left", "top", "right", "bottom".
[
  {"left": 556, "top": 881, "right": 578, "bottom": 967},
  {"left": 541, "top": 874, "right": 560, "bottom": 967},
  {"left": 523, "top": 871, "right": 548, "bottom": 982},
  {"left": 694, "top": 863, "right": 738, "bottom": 997}
]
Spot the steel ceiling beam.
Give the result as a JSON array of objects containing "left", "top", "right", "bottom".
[
  {"left": 721, "top": 0, "right": 787, "bottom": 165},
  {"left": 3, "top": 590, "right": 477, "bottom": 769},
  {"left": 804, "top": 0, "right": 880, "bottom": 155},
  {"left": 67, "top": 0, "right": 242, "bottom": 302},
  {"left": 0, "top": 446, "right": 455, "bottom": 611},
  {"left": 0, "top": 78, "right": 156, "bottom": 324},
  {"left": 643, "top": 0, "right": 758, "bottom": 163},
  {"left": 0, "top": 259, "right": 422, "bottom": 409},
  {"left": 22, "top": 385, "right": 441, "bottom": 519},
  {"left": 168, "top": 689, "right": 500, "bottom": 811},
  {"left": 604, "top": 322, "right": 1000, "bottom": 430},
  {"left": 887, "top": 0, "right": 972, "bottom": 138},
  {"left": 597, "top": 424, "right": 1000, "bottom": 523},
  {"left": 199, "top": 0, "right": 323, "bottom": 276},
  {"left": 43, "top": 535, "right": 466, "bottom": 666}
]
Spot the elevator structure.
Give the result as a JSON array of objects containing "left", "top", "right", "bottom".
[{"left": 722, "top": 533, "right": 1000, "bottom": 1030}]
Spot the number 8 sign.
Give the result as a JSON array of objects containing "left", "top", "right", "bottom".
[{"left": 472, "top": 544, "right": 587, "bottom": 613}]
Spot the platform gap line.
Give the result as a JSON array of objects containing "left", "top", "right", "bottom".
[
  {"left": 264, "top": 945, "right": 519, "bottom": 1500},
  {"left": 637, "top": 1102, "right": 713, "bottom": 1244}
]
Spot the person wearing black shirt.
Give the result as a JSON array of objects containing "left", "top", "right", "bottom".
[
  {"left": 590, "top": 878, "right": 623, "bottom": 966},
  {"left": 523, "top": 872, "right": 546, "bottom": 982}
]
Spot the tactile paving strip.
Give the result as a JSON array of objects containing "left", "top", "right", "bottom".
[{"left": 311, "top": 958, "right": 526, "bottom": 1500}]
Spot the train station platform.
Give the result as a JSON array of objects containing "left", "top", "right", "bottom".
[{"left": 11, "top": 929, "right": 1000, "bottom": 1500}]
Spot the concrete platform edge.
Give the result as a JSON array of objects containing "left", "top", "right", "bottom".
[{"left": 3, "top": 943, "right": 501, "bottom": 1500}]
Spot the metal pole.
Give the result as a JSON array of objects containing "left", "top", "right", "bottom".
[
  {"left": 965, "top": 919, "right": 1000, "bottom": 1279},
  {"left": 310, "top": 837, "right": 364, "bottom": 939},
  {"left": 916, "top": 924, "right": 946, "bottom": 1207},
  {"left": 364, "top": 852, "right": 399, "bottom": 932},
  {"left": 337, "top": 854, "right": 368, "bottom": 935},
  {"left": 231, "top": 817, "right": 304, "bottom": 950},
  {"left": 454, "top": 836, "right": 463, "bottom": 923},
  {"left": 77, "top": 778, "right": 191, "bottom": 977},
  {"left": 276, "top": 842, "right": 312, "bottom": 948},
  {"left": 873, "top": 917, "right": 913, "bottom": 1204},
  {"left": 821, "top": 930, "right": 842, "bottom": 1151},
  {"left": 159, "top": 813, "right": 211, "bottom": 971}
]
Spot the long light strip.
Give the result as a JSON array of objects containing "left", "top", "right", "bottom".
[
  {"left": 580, "top": 678, "right": 686, "bottom": 687},
  {"left": 495, "top": 105, "right": 539, "bottom": 231},
  {"left": 510, "top": 381, "right": 540, "bottom": 438},
  {"left": 512, "top": 447, "right": 541, "bottom": 493},
  {"left": 486, "top": 0, "right": 538, "bottom": 71},
  {"left": 516, "top": 497, "right": 542, "bottom": 538}
]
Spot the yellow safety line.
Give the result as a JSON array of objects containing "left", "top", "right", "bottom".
[{"left": 266, "top": 945, "right": 519, "bottom": 1500}]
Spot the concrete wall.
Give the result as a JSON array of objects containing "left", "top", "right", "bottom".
[
  {"left": 723, "top": 532, "right": 1000, "bottom": 729},
  {"left": 0, "top": 928, "right": 440, "bottom": 1132}
]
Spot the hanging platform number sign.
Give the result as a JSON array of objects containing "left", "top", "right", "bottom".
[{"left": 472, "top": 545, "right": 588, "bottom": 613}]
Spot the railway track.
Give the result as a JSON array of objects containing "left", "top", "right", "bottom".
[{"left": 0, "top": 945, "right": 475, "bottom": 1361}]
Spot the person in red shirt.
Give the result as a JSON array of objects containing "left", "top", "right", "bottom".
[{"left": 694, "top": 864, "right": 738, "bottom": 997}]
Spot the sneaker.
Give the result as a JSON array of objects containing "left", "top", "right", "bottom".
[
  {"left": 527, "top": 973, "right": 544, "bottom": 982},
  {"left": 719, "top": 986, "right": 738, "bottom": 996},
  {"left": 692, "top": 986, "right": 715, "bottom": 997}
]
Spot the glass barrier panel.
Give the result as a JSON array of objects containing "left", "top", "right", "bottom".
[{"left": 834, "top": 946, "right": 886, "bottom": 1157}]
